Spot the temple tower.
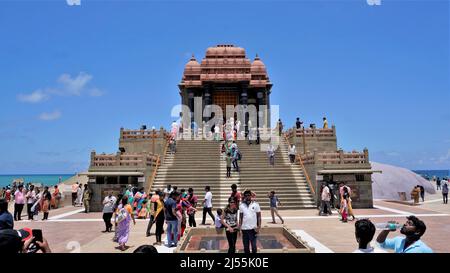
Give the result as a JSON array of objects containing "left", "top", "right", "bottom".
[{"left": 178, "top": 44, "right": 273, "bottom": 131}]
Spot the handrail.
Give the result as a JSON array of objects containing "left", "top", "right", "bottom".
[
  {"left": 284, "top": 134, "right": 315, "bottom": 195},
  {"left": 146, "top": 135, "right": 170, "bottom": 194},
  {"left": 147, "top": 154, "right": 160, "bottom": 195}
]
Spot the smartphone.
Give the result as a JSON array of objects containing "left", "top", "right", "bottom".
[{"left": 32, "top": 229, "right": 43, "bottom": 243}]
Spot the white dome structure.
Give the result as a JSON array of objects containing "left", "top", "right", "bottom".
[{"left": 371, "top": 161, "right": 435, "bottom": 201}]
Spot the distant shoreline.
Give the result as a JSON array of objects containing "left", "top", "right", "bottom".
[{"left": 0, "top": 174, "right": 75, "bottom": 188}]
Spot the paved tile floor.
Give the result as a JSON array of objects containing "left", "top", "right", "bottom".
[{"left": 11, "top": 190, "right": 450, "bottom": 253}]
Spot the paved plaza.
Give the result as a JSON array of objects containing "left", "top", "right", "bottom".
[{"left": 12, "top": 190, "right": 450, "bottom": 253}]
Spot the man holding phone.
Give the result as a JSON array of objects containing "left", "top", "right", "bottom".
[
  {"left": 238, "top": 190, "right": 261, "bottom": 254},
  {"left": 0, "top": 228, "right": 51, "bottom": 253}
]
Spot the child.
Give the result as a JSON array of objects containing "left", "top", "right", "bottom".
[
  {"left": 215, "top": 209, "right": 224, "bottom": 229},
  {"left": 137, "top": 199, "right": 148, "bottom": 219}
]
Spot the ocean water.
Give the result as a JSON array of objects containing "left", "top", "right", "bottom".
[
  {"left": 0, "top": 174, "right": 74, "bottom": 188},
  {"left": 413, "top": 170, "right": 449, "bottom": 179}
]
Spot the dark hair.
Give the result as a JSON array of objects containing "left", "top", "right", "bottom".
[
  {"left": 116, "top": 194, "right": 124, "bottom": 207},
  {"left": 205, "top": 186, "right": 210, "bottom": 191},
  {"left": 121, "top": 196, "right": 128, "bottom": 206},
  {"left": 180, "top": 189, "right": 185, "bottom": 193},
  {"left": 170, "top": 191, "right": 180, "bottom": 198},
  {"left": 216, "top": 208, "right": 223, "bottom": 215},
  {"left": 0, "top": 198, "right": 8, "bottom": 212},
  {"left": 270, "top": 191, "right": 275, "bottom": 195},
  {"left": 355, "top": 219, "right": 376, "bottom": 247},
  {"left": 188, "top": 188, "right": 193, "bottom": 193},
  {"left": 133, "top": 245, "right": 158, "bottom": 253},
  {"left": 167, "top": 184, "right": 171, "bottom": 189},
  {"left": 231, "top": 184, "right": 237, "bottom": 190},
  {"left": 243, "top": 190, "right": 252, "bottom": 196},
  {"left": 407, "top": 215, "right": 426, "bottom": 238}
]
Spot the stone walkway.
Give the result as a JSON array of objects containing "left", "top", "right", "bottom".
[{"left": 11, "top": 190, "right": 450, "bottom": 253}]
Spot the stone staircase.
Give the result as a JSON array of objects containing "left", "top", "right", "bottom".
[
  {"left": 151, "top": 139, "right": 239, "bottom": 208},
  {"left": 236, "top": 138, "right": 316, "bottom": 209},
  {"left": 151, "top": 138, "right": 315, "bottom": 210}
]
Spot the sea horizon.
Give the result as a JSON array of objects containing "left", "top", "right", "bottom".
[{"left": 0, "top": 174, "right": 75, "bottom": 188}]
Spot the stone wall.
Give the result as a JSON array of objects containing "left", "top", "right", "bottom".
[
  {"left": 287, "top": 127, "right": 337, "bottom": 153},
  {"left": 301, "top": 162, "right": 373, "bottom": 208},
  {"left": 87, "top": 183, "right": 127, "bottom": 212},
  {"left": 119, "top": 127, "right": 169, "bottom": 158}
]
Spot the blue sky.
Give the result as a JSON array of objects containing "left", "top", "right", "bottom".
[{"left": 0, "top": 0, "right": 449, "bottom": 173}]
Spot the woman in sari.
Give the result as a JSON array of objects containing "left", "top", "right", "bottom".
[
  {"left": 137, "top": 199, "right": 149, "bottom": 219},
  {"left": 340, "top": 187, "right": 349, "bottom": 222},
  {"left": 41, "top": 187, "right": 52, "bottom": 220},
  {"left": 52, "top": 185, "right": 61, "bottom": 209},
  {"left": 153, "top": 193, "right": 165, "bottom": 246},
  {"left": 116, "top": 196, "right": 136, "bottom": 251}
]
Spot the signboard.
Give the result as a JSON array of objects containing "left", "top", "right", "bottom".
[
  {"left": 316, "top": 175, "right": 323, "bottom": 181},
  {"left": 89, "top": 178, "right": 96, "bottom": 183},
  {"left": 138, "top": 176, "right": 146, "bottom": 183}
]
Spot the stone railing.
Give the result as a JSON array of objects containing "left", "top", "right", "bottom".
[
  {"left": 120, "top": 127, "right": 170, "bottom": 140},
  {"left": 90, "top": 152, "right": 159, "bottom": 168},
  {"left": 300, "top": 149, "right": 369, "bottom": 165},
  {"left": 285, "top": 126, "right": 335, "bottom": 138}
]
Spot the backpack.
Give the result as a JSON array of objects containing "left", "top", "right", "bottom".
[{"left": 237, "top": 151, "right": 242, "bottom": 160}]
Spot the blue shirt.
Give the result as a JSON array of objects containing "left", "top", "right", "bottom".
[
  {"left": 269, "top": 196, "right": 279, "bottom": 208},
  {"left": 164, "top": 198, "right": 177, "bottom": 221},
  {"left": 379, "top": 236, "right": 433, "bottom": 253},
  {"left": 0, "top": 211, "right": 14, "bottom": 230}
]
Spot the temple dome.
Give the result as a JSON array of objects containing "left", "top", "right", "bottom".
[
  {"left": 251, "top": 55, "right": 267, "bottom": 73},
  {"left": 184, "top": 55, "right": 201, "bottom": 75},
  {"left": 185, "top": 55, "right": 200, "bottom": 68}
]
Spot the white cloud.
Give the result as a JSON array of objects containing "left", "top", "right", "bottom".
[
  {"left": 38, "top": 110, "right": 62, "bottom": 121},
  {"left": 57, "top": 72, "right": 93, "bottom": 96},
  {"left": 438, "top": 149, "right": 450, "bottom": 163},
  {"left": 386, "top": 151, "right": 400, "bottom": 157},
  {"left": 88, "top": 88, "right": 105, "bottom": 97},
  {"left": 17, "top": 90, "right": 49, "bottom": 103},
  {"left": 18, "top": 72, "right": 103, "bottom": 103}
]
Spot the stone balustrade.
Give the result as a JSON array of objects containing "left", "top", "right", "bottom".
[
  {"left": 286, "top": 126, "right": 335, "bottom": 138},
  {"left": 90, "top": 151, "right": 158, "bottom": 168},
  {"left": 120, "top": 127, "right": 170, "bottom": 140},
  {"left": 300, "top": 149, "right": 369, "bottom": 165}
]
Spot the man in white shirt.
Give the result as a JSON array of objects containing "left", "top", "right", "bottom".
[
  {"left": 239, "top": 190, "right": 261, "bottom": 253},
  {"left": 25, "top": 185, "right": 37, "bottom": 220},
  {"left": 102, "top": 192, "right": 117, "bottom": 233},
  {"left": 201, "top": 186, "right": 215, "bottom": 225},
  {"left": 320, "top": 184, "right": 331, "bottom": 216},
  {"left": 163, "top": 184, "right": 173, "bottom": 201}
]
